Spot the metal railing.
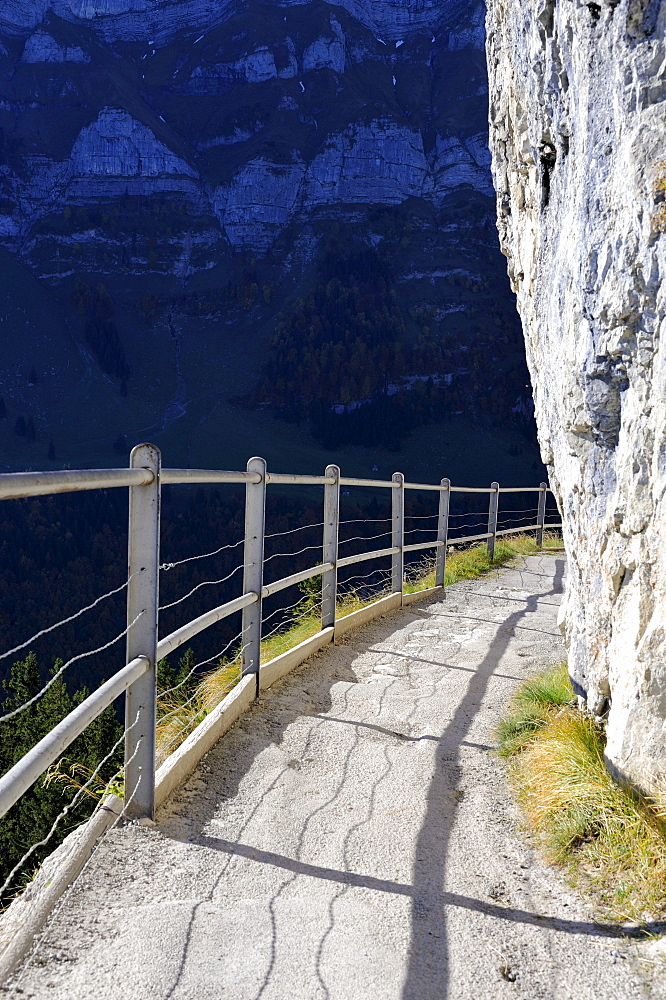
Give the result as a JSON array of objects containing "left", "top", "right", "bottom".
[{"left": 0, "top": 445, "right": 560, "bottom": 824}]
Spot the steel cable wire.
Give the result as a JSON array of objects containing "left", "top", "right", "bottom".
[
  {"left": 158, "top": 563, "right": 244, "bottom": 611},
  {"left": 338, "top": 529, "right": 392, "bottom": 546},
  {"left": 261, "top": 600, "right": 323, "bottom": 643},
  {"left": 338, "top": 517, "right": 392, "bottom": 526},
  {"left": 0, "top": 611, "right": 145, "bottom": 724},
  {"left": 261, "top": 593, "right": 312, "bottom": 628},
  {"left": 160, "top": 536, "right": 244, "bottom": 572},
  {"left": 156, "top": 643, "right": 249, "bottom": 754},
  {"left": 157, "top": 627, "right": 245, "bottom": 707},
  {"left": 263, "top": 542, "right": 322, "bottom": 564},
  {"left": 0, "top": 576, "right": 132, "bottom": 663},
  {"left": 264, "top": 521, "right": 324, "bottom": 541}
]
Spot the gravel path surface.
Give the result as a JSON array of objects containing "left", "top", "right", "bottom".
[{"left": 8, "top": 554, "right": 665, "bottom": 999}]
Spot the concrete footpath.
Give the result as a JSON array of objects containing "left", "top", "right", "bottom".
[{"left": 7, "top": 554, "right": 664, "bottom": 999}]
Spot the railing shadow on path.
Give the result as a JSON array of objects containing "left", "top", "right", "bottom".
[
  {"left": 401, "top": 555, "right": 570, "bottom": 1000},
  {"left": 159, "top": 651, "right": 382, "bottom": 999}
]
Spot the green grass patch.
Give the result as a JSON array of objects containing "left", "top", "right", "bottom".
[
  {"left": 404, "top": 530, "right": 561, "bottom": 595},
  {"left": 498, "top": 665, "right": 666, "bottom": 922},
  {"left": 496, "top": 661, "right": 573, "bottom": 757}
]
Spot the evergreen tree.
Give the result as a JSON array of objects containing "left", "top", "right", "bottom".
[{"left": 0, "top": 654, "right": 123, "bottom": 903}]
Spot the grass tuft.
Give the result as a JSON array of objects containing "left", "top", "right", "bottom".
[
  {"left": 499, "top": 665, "right": 666, "bottom": 921},
  {"left": 496, "top": 662, "right": 573, "bottom": 757}
]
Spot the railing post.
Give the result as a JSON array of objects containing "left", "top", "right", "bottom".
[
  {"left": 435, "top": 477, "right": 450, "bottom": 588},
  {"left": 124, "top": 443, "right": 161, "bottom": 820},
  {"left": 487, "top": 481, "right": 499, "bottom": 561},
  {"left": 321, "top": 464, "right": 340, "bottom": 629},
  {"left": 536, "top": 482, "right": 547, "bottom": 548},
  {"left": 242, "top": 457, "right": 266, "bottom": 695},
  {"left": 392, "top": 472, "right": 404, "bottom": 595}
]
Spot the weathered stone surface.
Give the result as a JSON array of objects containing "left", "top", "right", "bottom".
[
  {"left": 22, "top": 29, "right": 90, "bottom": 63},
  {"left": 213, "top": 158, "right": 306, "bottom": 250},
  {"left": 486, "top": 0, "right": 666, "bottom": 789},
  {"left": 302, "top": 16, "right": 345, "bottom": 74},
  {"left": 304, "top": 121, "right": 428, "bottom": 208},
  {"left": 70, "top": 108, "right": 197, "bottom": 181}
]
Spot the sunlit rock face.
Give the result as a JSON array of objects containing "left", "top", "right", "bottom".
[{"left": 486, "top": 0, "right": 666, "bottom": 789}]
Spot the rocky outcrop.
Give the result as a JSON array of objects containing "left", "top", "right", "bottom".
[
  {"left": 486, "top": 0, "right": 666, "bottom": 789},
  {"left": 69, "top": 108, "right": 198, "bottom": 195},
  {"left": 0, "top": 0, "right": 497, "bottom": 263},
  {"left": 22, "top": 29, "right": 90, "bottom": 62}
]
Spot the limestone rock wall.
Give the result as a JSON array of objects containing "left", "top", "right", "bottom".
[{"left": 486, "top": 0, "right": 666, "bottom": 789}]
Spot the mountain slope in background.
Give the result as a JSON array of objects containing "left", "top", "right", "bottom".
[{"left": 0, "top": 0, "right": 542, "bottom": 485}]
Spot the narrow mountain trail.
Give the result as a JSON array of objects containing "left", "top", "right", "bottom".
[{"left": 9, "top": 555, "right": 662, "bottom": 999}]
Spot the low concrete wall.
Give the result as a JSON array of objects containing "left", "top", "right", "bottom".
[
  {"left": 334, "top": 592, "right": 403, "bottom": 637},
  {"left": 402, "top": 586, "right": 440, "bottom": 607},
  {"left": 0, "top": 795, "right": 123, "bottom": 982},
  {"left": 259, "top": 627, "right": 334, "bottom": 692},
  {"left": 154, "top": 674, "right": 257, "bottom": 808}
]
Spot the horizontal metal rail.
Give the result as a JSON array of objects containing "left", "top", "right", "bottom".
[
  {"left": 266, "top": 473, "right": 335, "bottom": 486},
  {"left": 161, "top": 469, "right": 260, "bottom": 486},
  {"left": 495, "top": 523, "right": 539, "bottom": 538},
  {"left": 0, "top": 467, "right": 556, "bottom": 499},
  {"left": 0, "top": 468, "right": 154, "bottom": 500},
  {"left": 337, "top": 545, "right": 400, "bottom": 569},
  {"left": 498, "top": 486, "right": 546, "bottom": 493},
  {"left": 0, "top": 656, "right": 149, "bottom": 817},
  {"left": 449, "top": 486, "right": 495, "bottom": 493},
  {"left": 447, "top": 531, "right": 492, "bottom": 545},
  {"left": 262, "top": 562, "right": 334, "bottom": 599},
  {"left": 339, "top": 477, "right": 398, "bottom": 489},
  {"left": 495, "top": 521, "right": 562, "bottom": 538},
  {"left": 403, "top": 540, "right": 444, "bottom": 553},
  {"left": 403, "top": 483, "right": 446, "bottom": 493},
  {"left": 157, "top": 592, "right": 257, "bottom": 660}
]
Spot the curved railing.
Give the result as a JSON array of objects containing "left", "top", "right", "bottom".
[{"left": 0, "top": 445, "right": 560, "bottom": 825}]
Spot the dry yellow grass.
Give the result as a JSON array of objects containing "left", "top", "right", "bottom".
[{"left": 499, "top": 666, "right": 666, "bottom": 922}]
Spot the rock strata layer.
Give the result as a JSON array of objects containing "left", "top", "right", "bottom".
[{"left": 486, "top": 0, "right": 666, "bottom": 788}]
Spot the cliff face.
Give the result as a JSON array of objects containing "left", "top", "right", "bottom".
[
  {"left": 0, "top": 1, "right": 493, "bottom": 270},
  {"left": 486, "top": 0, "right": 666, "bottom": 788}
]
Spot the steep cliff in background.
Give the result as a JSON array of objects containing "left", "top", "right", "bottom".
[
  {"left": 486, "top": 0, "right": 666, "bottom": 788},
  {"left": 0, "top": 0, "right": 541, "bottom": 484}
]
